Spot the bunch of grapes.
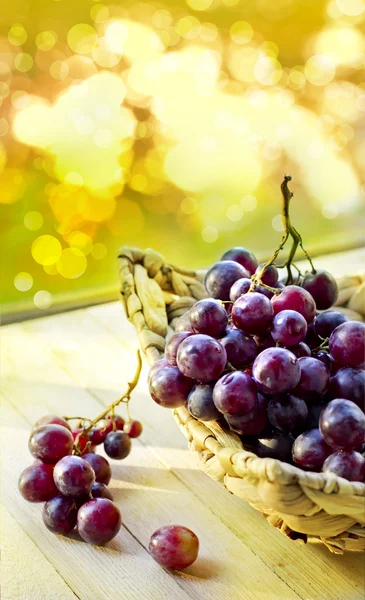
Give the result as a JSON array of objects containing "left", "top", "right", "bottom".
[{"left": 149, "top": 177, "right": 365, "bottom": 482}]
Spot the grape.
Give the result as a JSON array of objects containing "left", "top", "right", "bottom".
[
  {"left": 319, "top": 399, "right": 365, "bottom": 451},
  {"left": 165, "top": 332, "right": 193, "bottom": 366},
  {"left": 312, "top": 351, "right": 335, "bottom": 373},
  {"left": 83, "top": 453, "right": 111, "bottom": 485},
  {"left": 77, "top": 498, "right": 121, "bottom": 545},
  {"left": 294, "top": 357, "right": 330, "bottom": 401},
  {"left": 256, "top": 433, "right": 294, "bottom": 461},
  {"left": 18, "top": 463, "right": 58, "bottom": 502},
  {"left": 232, "top": 292, "right": 274, "bottom": 335},
  {"left": 148, "top": 359, "right": 169, "bottom": 383},
  {"left": 187, "top": 384, "right": 220, "bottom": 421},
  {"left": 323, "top": 451, "right": 365, "bottom": 482},
  {"left": 43, "top": 495, "right": 78, "bottom": 535},
  {"left": 252, "top": 348, "right": 301, "bottom": 394},
  {"left": 267, "top": 394, "right": 308, "bottom": 433},
  {"left": 91, "top": 482, "right": 113, "bottom": 500},
  {"left": 29, "top": 425, "right": 74, "bottom": 464},
  {"left": 305, "top": 322, "right": 321, "bottom": 349},
  {"left": 104, "top": 431, "right": 131, "bottom": 460},
  {"left": 205, "top": 260, "right": 249, "bottom": 301},
  {"left": 305, "top": 402, "right": 327, "bottom": 430},
  {"left": 229, "top": 278, "right": 251, "bottom": 302},
  {"left": 177, "top": 334, "right": 227, "bottom": 383},
  {"left": 328, "top": 367, "right": 365, "bottom": 410},
  {"left": 149, "top": 365, "right": 194, "bottom": 408},
  {"left": 149, "top": 525, "right": 199, "bottom": 570},
  {"left": 221, "top": 247, "right": 258, "bottom": 275},
  {"left": 107, "top": 414, "right": 125, "bottom": 431},
  {"left": 254, "top": 332, "right": 276, "bottom": 352},
  {"left": 175, "top": 311, "right": 194, "bottom": 333},
  {"left": 123, "top": 420, "right": 143, "bottom": 438},
  {"left": 256, "top": 285, "right": 274, "bottom": 300},
  {"left": 89, "top": 419, "right": 113, "bottom": 446},
  {"left": 189, "top": 299, "right": 228, "bottom": 338},
  {"left": 72, "top": 429, "right": 91, "bottom": 455},
  {"left": 302, "top": 270, "right": 338, "bottom": 310},
  {"left": 219, "top": 329, "right": 257, "bottom": 369},
  {"left": 292, "top": 428, "right": 331, "bottom": 471},
  {"left": 225, "top": 393, "right": 267, "bottom": 436},
  {"left": 271, "top": 285, "right": 316, "bottom": 323},
  {"left": 329, "top": 321, "right": 365, "bottom": 369},
  {"left": 32, "top": 415, "right": 71, "bottom": 432},
  {"left": 288, "top": 342, "right": 311, "bottom": 358},
  {"left": 313, "top": 311, "right": 347, "bottom": 339},
  {"left": 271, "top": 309, "right": 307, "bottom": 346},
  {"left": 213, "top": 371, "right": 257, "bottom": 416},
  {"left": 54, "top": 455, "right": 95, "bottom": 496},
  {"left": 255, "top": 263, "right": 279, "bottom": 287}
]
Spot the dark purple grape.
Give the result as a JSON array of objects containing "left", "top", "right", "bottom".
[
  {"left": 148, "top": 359, "right": 169, "bottom": 383},
  {"left": 213, "top": 371, "right": 257, "bottom": 416},
  {"left": 205, "top": 260, "right": 249, "bottom": 301},
  {"left": 174, "top": 311, "right": 194, "bottom": 333},
  {"left": 319, "top": 399, "right": 365, "bottom": 451},
  {"left": 294, "top": 357, "right": 330, "bottom": 401},
  {"left": 322, "top": 450, "right": 365, "bottom": 482},
  {"left": 77, "top": 498, "right": 121, "bottom": 545},
  {"left": 305, "top": 321, "right": 321, "bottom": 349},
  {"left": 18, "top": 463, "right": 58, "bottom": 502},
  {"left": 225, "top": 393, "right": 267, "bottom": 435},
  {"left": 149, "top": 525, "right": 199, "bottom": 570},
  {"left": 271, "top": 309, "right": 307, "bottom": 346},
  {"left": 149, "top": 365, "right": 194, "bottom": 408},
  {"left": 312, "top": 351, "right": 335, "bottom": 373},
  {"left": 254, "top": 332, "right": 276, "bottom": 352},
  {"left": 256, "top": 285, "right": 274, "bottom": 299},
  {"left": 232, "top": 292, "right": 274, "bottom": 335},
  {"left": 177, "top": 334, "right": 227, "bottom": 383},
  {"left": 313, "top": 311, "right": 347, "bottom": 339},
  {"left": 32, "top": 415, "right": 71, "bottom": 432},
  {"left": 288, "top": 342, "right": 311, "bottom": 358},
  {"left": 329, "top": 321, "right": 365, "bottom": 369},
  {"left": 91, "top": 482, "right": 113, "bottom": 500},
  {"left": 43, "top": 495, "right": 78, "bottom": 534},
  {"left": 256, "top": 433, "right": 294, "bottom": 461},
  {"left": 104, "top": 431, "right": 131, "bottom": 459},
  {"left": 83, "top": 453, "right": 111, "bottom": 485},
  {"left": 123, "top": 420, "right": 143, "bottom": 438},
  {"left": 88, "top": 419, "right": 113, "bottom": 446},
  {"left": 267, "top": 394, "right": 308, "bottom": 433},
  {"left": 187, "top": 384, "right": 220, "bottom": 421},
  {"left": 328, "top": 367, "right": 365, "bottom": 410},
  {"left": 53, "top": 455, "right": 95, "bottom": 496},
  {"left": 165, "top": 332, "right": 193, "bottom": 366},
  {"left": 107, "top": 414, "right": 125, "bottom": 431},
  {"left": 219, "top": 329, "right": 257, "bottom": 369},
  {"left": 255, "top": 263, "right": 279, "bottom": 287},
  {"left": 252, "top": 347, "right": 300, "bottom": 394},
  {"left": 272, "top": 285, "right": 316, "bottom": 324},
  {"left": 29, "top": 424, "right": 74, "bottom": 464},
  {"left": 229, "top": 278, "right": 251, "bottom": 302},
  {"left": 305, "top": 402, "right": 327, "bottom": 430},
  {"left": 189, "top": 299, "right": 228, "bottom": 338},
  {"left": 221, "top": 247, "right": 258, "bottom": 275},
  {"left": 292, "top": 428, "right": 331, "bottom": 471},
  {"left": 302, "top": 270, "right": 338, "bottom": 310}
]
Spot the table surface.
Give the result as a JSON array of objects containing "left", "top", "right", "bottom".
[{"left": 1, "top": 249, "right": 365, "bottom": 600}]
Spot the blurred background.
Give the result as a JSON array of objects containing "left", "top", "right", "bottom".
[{"left": 1, "top": 0, "right": 365, "bottom": 321}]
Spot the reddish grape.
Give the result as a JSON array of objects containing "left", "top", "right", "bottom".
[
  {"left": 149, "top": 525, "right": 199, "bottom": 570},
  {"left": 177, "top": 334, "right": 227, "bottom": 383},
  {"left": 89, "top": 419, "right": 113, "bottom": 446},
  {"left": 271, "top": 285, "right": 316, "bottom": 323},
  {"left": 255, "top": 263, "right": 279, "bottom": 287},
  {"left": 302, "top": 270, "right": 338, "bottom": 310},
  {"left": 225, "top": 393, "right": 267, "bottom": 436},
  {"left": 77, "top": 498, "right": 121, "bottom": 545},
  {"left": 219, "top": 329, "right": 257, "bottom": 369},
  {"left": 189, "top": 299, "right": 228, "bottom": 338},
  {"left": 18, "top": 463, "right": 58, "bottom": 502},
  {"left": 329, "top": 321, "right": 365, "bottom": 369},
  {"left": 148, "top": 359, "right": 169, "bottom": 383},
  {"left": 187, "top": 384, "right": 221, "bottom": 421},
  {"left": 322, "top": 451, "right": 365, "bottom": 482},
  {"left": 229, "top": 278, "right": 251, "bottom": 302},
  {"left": 205, "top": 260, "right": 249, "bottom": 301},
  {"left": 54, "top": 455, "right": 95, "bottom": 496},
  {"left": 271, "top": 309, "right": 307, "bottom": 346},
  {"left": 267, "top": 394, "right": 308, "bottom": 433},
  {"left": 29, "top": 424, "right": 74, "bottom": 464},
  {"left": 256, "top": 433, "right": 294, "bottom": 461},
  {"left": 221, "top": 247, "right": 258, "bottom": 275},
  {"left": 292, "top": 428, "right": 331, "bottom": 471},
  {"left": 252, "top": 347, "right": 300, "bottom": 394},
  {"left": 288, "top": 342, "right": 311, "bottom": 358},
  {"left": 72, "top": 429, "right": 91, "bottom": 455},
  {"left": 174, "top": 311, "right": 194, "bottom": 333},
  {"left": 123, "top": 420, "right": 143, "bottom": 438},
  {"left": 104, "top": 431, "right": 131, "bottom": 460},
  {"left": 32, "top": 415, "right": 71, "bottom": 432},
  {"left": 313, "top": 311, "right": 347, "bottom": 339},
  {"left": 165, "top": 332, "right": 193, "bottom": 366},
  {"left": 107, "top": 414, "right": 125, "bottom": 431},
  {"left": 232, "top": 292, "right": 274, "bottom": 335},
  {"left": 294, "top": 357, "right": 330, "bottom": 401},
  {"left": 213, "top": 371, "right": 257, "bottom": 416},
  {"left": 149, "top": 364, "right": 193, "bottom": 408},
  {"left": 83, "top": 453, "right": 111, "bottom": 485},
  {"left": 319, "top": 399, "right": 365, "bottom": 451},
  {"left": 328, "top": 367, "right": 365, "bottom": 410},
  {"left": 91, "top": 482, "right": 113, "bottom": 500},
  {"left": 43, "top": 495, "right": 78, "bottom": 534}
]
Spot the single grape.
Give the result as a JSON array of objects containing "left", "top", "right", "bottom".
[
  {"left": 219, "top": 329, "right": 257, "bottom": 369},
  {"left": 312, "top": 351, "right": 335, "bottom": 373},
  {"left": 271, "top": 309, "right": 307, "bottom": 347},
  {"left": 43, "top": 495, "right": 78, "bottom": 535},
  {"left": 267, "top": 394, "right": 308, "bottom": 433},
  {"left": 302, "top": 270, "right": 338, "bottom": 310},
  {"left": 148, "top": 359, "right": 169, "bottom": 383},
  {"left": 328, "top": 367, "right": 365, "bottom": 410},
  {"left": 213, "top": 371, "right": 257, "bottom": 416},
  {"left": 256, "top": 433, "right": 294, "bottom": 462},
  {"left": 91, "top": 482, "right": 113, "bottom": 500},
  {"left": 165, "top": 332, "right": 193, "bottom": 366},
  {"left": 18, "top": 463, "right": 58, "bottom": 502},
  {"left": 221, "top": 247, "right": 258, "bottom": 275},
  {"left": 288, "top": 342, "right": 311, "bottom": 358},
  {"left": 77, "top": 498, "right": 121, "bottom": 545},
  {"left": 322, "top": 451, "right": 365, "bottom": 482},
  {"left": 187, "top": 383, "right": 220, "bottom": 421},
  {"left": 256, "top": 285, "right": 274, "bottom": 300},
  {"left": 149, "top": 365, "right": 194, "bottom": 408},
  {"left": 89, "top": 419, "right": 113, "bottom": 446},
  {"left": 294, "top": 357, "right": 330, "bottom": 401},
  {"left": 205, "top": 260, "right": 249, "bottom": 301},
  {"left": 104, "top": 431, "right": 131, "bottom": 460},
  {"left": 54, "top": 455, "right": 95, "bottom": 496},
  {"left": 319, "top": 399, "right": 365, "bottom": 451},
  {"left": 252, "top": 347, "right": 300, "bottom": 394},
  {"left": 271, "top": 285, "right": 316, "bottom": 324},
  {"left": 254, "top": 332, "right": 276, "bottom": 353},
  {"left": 149, "top": 525, "right": 199, "bottom": 570},
  {"left": 329, "top": 321, "right": 365, "bottom": 369},
  {"left": 32, "top": 415, "right": 71, "bottom": 432},
  {"left": 29, "top": 424, "right": 74, "bottom": 464},
  {"left": 189, "top": 299, "right": 228, "bottom": 338},
  {"left": 229, "top": 278, "right": 251, "bottom": 302},
  {"left": 107, "top": 414, "right": 125, "bottom": 431},
  {"left": 72, "top": 429, "right": 91, "bottom": 455},
  {"left": 313, "top": 311, "right": 347, "bottom": 339},
  {"left": 177, "top": 334, "right": 227, "bottom": 383},
  {"left": 255, "top": 263, "right": 279, "bottom": 287},
  {"left": 305, "top": 322, "right": 321, "bottom": 349},
  {"left": 225, "top": 393, "right": 267, "bottom": 436},
  {"left": 305, "top": 402, "right": 327, "bottom": 430},
  {"left": 174, "top": 311, "right": 194, "bottom": 333},
  {"left": 83, "top": 453, "right": 111, "bottom": 485},
  {"left": 123, "top": 420, "right": 143, "bottom": 438},
  {"left": 292, "top": 428, "right": 331, "bottom": 471},
  {"left": 232, "top": 292, "right": 274, "bottom": 335}
]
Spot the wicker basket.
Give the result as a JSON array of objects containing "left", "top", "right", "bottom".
[{"left": 118, "top": 246, "right": 365, "bottom": 554}]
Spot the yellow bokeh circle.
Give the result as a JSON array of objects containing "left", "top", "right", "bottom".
[
  {"left": 304, "top": 55, "right": 336, "bottom": 86},
  {"left": 230, "top": 21, "right": 253, "bottom": 45},
  {"left": 34, "top": 290, "right": 52, "bottom": 309},
  {"left": 31, "top": 235, "right": 62, "bottom": 266},
  {"left": 14, "top": 53, "right": 34, "bottom": 72},
  {"left": 91, "top": 242, "right": 107, "bottom": 259},
  {"left": 8, "top": 24, "right": 27, "bottom": 46},
  {"left": 186, "top": 0, "right": 214, "bottom": 10},
  {"left": 14, "top": 272, "right": 33, "bottom": 292},
  {"left": 24, "top": 211, "right": 44, "bottom": 231},
  {"left": 67, "top": 24, "right": 98, "bottom": 55},
  {"left": 36, "top": 31, "right": 58, "bottom": 51},
  {"left": 56, "top": 247, "right": 87, "bottom": 279},
  {"left": 175, "top": 16, "right": 201, "bottom": 40},
  {"left": 68, "top": 231, "right": 93, "bottom": 255}
]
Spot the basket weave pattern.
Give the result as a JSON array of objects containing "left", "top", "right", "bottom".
[{"left": 118, "top": 246, "right": 365, "bottom": 553}]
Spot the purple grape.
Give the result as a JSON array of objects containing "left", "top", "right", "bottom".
[
  {"left": 305, "top": 321, "right": 321, "bottom": 349},
  {"left": 294, "top": 357, "right": 330, "bottom": 401},
  {"left": 187, "top": 384, "right": 220, "bottom": 421},
  {"left": 328, "top": 367, "right": 365, "bottom": 410},
  {"left": 229, "top": 278, "right": 251, "bottom": 302},
  {"left": 189, "top": 299, "right": 228, "bottom": 338},
  {"left": 255, "top": 263, "right": 279, "bottom": 287},
  {"left": 319, "top": 399, "right": 365, "bottom": 451},
  {"left": 305, "top": 402, "right": 327, "bottom": 430},
  {"left": 91, "top": 482, "right": 113, "bottom": 500},
  {"left": 175, "top": 311, "right": 194, "bottom": 333},
  {"left": 271, "top": 309, "right": 307, "bottom": 346},
  {"left": 288, "top": 342, "right": 311, "bottom": 358},
  {"left": 18, "top": 463, "right": 58, "bottom": 502},
  {"left": 149, "top": 365, "right": 194, "bottom": 408},
  {"left": 177, "top": 334, "right": 227, "bottom": 383},
  {"left": 272, "top": 285, "right": 316, "bottom": 324},
  {"left": 29, "top": 424, "right": 74, "bottom": 464},
  {"left": 254, "top": 332, "right": 276, "bottom": 352},
  {"left": 77, "top": 498, "right": 121, "bottom": 545},
  {"left": 312, "top": 351, "right": 335, "bottom": 373},
  {"left": 256, "top": 285, "right": 274, "bottom": 299},
  {"left": 148, "top": 358, "right": 169, "bottom": 383},
  {"left": 205, "top": 260, "right": 249, "bottom": 301},
  {"left": 302, "top": 270, "right": 338, "bottom": 310},
  {"left": 329, "top": 321, "right": 365, "bottom": 369},
  {"left": 292, "top": 428, "right": 331, "bottom": 471},
  {"left": 53, "top": 455, "right": 95, "bottom": 496},
  {"left": 267, "top": 394, "right": 308, "bottom": 433},
  {"left": 88, "top": 419, "right": 113, "bottom": 446},
  {"left": 313, "top": 311, "right": 347, "bottom": 339},
  {"left": 232, "top": 292, "right": 274, "bottom": 335},
  {"left": 221, "top": 247, "right": 258, "bottom": 275},
  {"left": 165, "top": 332, "right": 193, "bottom": 366},
  {"left": 32, "top": 415, "right": 71, "bottom": 432},
  {"left": 43, "top": 495, "right": 78, "bottom": 534},
  {"left": 256, "top": 433, "right": 294, "bottom": 461},
  {"left": 219, "top": 329, "right": 257, "bottom": 369},
  {"left": 83, "top": 453, "right": 111, "bottom": 485},
  {"left": 225, "top": 393, "right": 267, "bottom": 435},
  {"left": 213, "top": 371, "right": 257, "bottom": 416},
  {"left": 322, "top": 451, "right": 365, "bottom": 482},
  {"left": 149, "top": 524, "right": 199, "bottom": 570},
  {"left": 104, "top": 431, "right": 131, "bottom": 460},
  {"left": 252, "top": 347, "right": 301, "bottom": 394}
]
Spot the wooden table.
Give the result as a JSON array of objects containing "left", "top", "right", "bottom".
[{"left": 1, "top": 249, "right": 365, "bottom": 600}]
